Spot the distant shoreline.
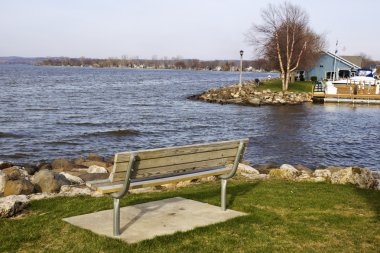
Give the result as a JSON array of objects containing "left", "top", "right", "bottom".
[{"left": 0, "top": 56, "right": 278, "bottom": 73}]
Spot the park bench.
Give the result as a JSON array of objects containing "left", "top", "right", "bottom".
[{"left": 87, "top": 138, "right": 249, "bottom": 236}]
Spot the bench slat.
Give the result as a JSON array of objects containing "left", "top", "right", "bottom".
[
  {"left": 113, "top": 148, "right": 238, "bottom": 173},
  {"left": 115, "top": 140, "right": 245, "bottom": 163},
  {"left": 111, "top": 157, "right": 234, "bottom": 182},
  {"left": 93, "top": 167, "right": 232, "bottom": 194}
]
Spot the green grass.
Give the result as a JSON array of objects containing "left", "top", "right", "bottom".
[
  {"left": 1, "top": 179, "right": 379, "bottom": 252},
  {"left": 257, "top": 79, "right": 314, "bottom": 93}
]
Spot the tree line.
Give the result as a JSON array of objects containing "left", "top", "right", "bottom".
[{"left": 36, "top": 57, "right": 274, "bottom": 72}]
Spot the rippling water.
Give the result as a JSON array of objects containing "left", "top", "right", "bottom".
[{"left": 0, "top": 65, "right": 379, "bottom": 170}]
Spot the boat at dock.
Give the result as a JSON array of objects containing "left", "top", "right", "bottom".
[
  {"left": 312, "top": 79, "right": 380, "bottom": 104},
  {"left": 332, "top": 68, "right": 379, "bottom": 86}
]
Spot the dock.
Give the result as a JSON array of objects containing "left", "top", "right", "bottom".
[{"left": 312, "top": 84, "right": 380, "bottom": 104}]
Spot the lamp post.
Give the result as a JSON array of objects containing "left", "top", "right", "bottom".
[{"left": 238, "top": 50, "right": 244, "bottom": 94}]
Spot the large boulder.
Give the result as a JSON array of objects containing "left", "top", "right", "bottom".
[
  {"left": 31, "top": 170, "right": 60, "bottom": 193},
  {"left": 331, "top": 167, "right": 375, "bottom": 189},
  {"left": 51, "top": 158, "right": 73, "bottom": 172},
  {"left": 4, "top": 179, "right": 35, "bottom": 196},
  {"left": 0, "top": 195, "right": 30, "bottom": 218},
  {"left": 2, "top": 167, "right": 22, "bottom": 180},
  {"left": 87, "top": 165, "right": 108, "bottom": 174},
  {"left": 269, "top": 164, "right": 300, "bottom": 180},
  {"left": 0, "top": 171, "right": 6, "bottom": 196}
]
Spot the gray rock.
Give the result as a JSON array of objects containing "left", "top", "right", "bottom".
[
  {"left": 241, "top": 173, "right": 268, "bottom": 180},
  {"left": 79, "top": 173, "right": 109, "bottom": 182},
  {"left": 269, "top": 164, "right": 300, "bottom": 180},
  {"left": 58, "top": 172, "right": 84, "bottom": 185},
  {"left": 234, "top": 163, "right": 260, "bottom": 175},
  {"left": 294, "top": 164, "right": 313, "bottom": 174},
  {"left": 87, "top": 153, "right": 104, "bottom": 162},
  {"left": 73, "top": 157, "right": 110, "bottom": 169},
  {"left": 87, "top": 165, "right": 108, "bottom": 174},
  {"left": 2, "top": 167, "right": 22, "bottom": 180},
  {"left": 59, "top": 185, "right": 102, "bottom": 197},
  {"left": 31, "top": 169, "right": 60, "bottom": 193},
  {"left": 247, "top": 98, "right": 261, "bottom": 106},
  {"left": 22, "top": 164, "right": 39, "bottom": 175},
  {"left": 295, "top": 171, "right": 312, "bottom": 181},
  {"left": 0, "top": 161, "right": 13, "bottom": 170},
  {"left": 371, "top": 171, "right": 380, "bottom": 180},
  {"left": 0, "top": 195, "right": 30, "bottom": 218},
  {"left": 37, "top": 162, "right": 52, "bottom": 171},
  {"left": 252, "top": 162, "right": 280, "bottom": 174},
  {"left": 325, "top": 166, "right": 347, "bottom": 173},
  {"left": 51, "top": 158, "right": 73, "bottom": 172},
  {"left": 54, "top": 174, "right": 72, "bottom": 187},
  {"left": 4, "top": 179, "right": 35, "bottom": 196},
  {"left": 0, "top": 171, "right": 6, "bottom": 196},
  {"left": 331, "top": 167, "right": 374, "bottom": 189},
  {"left": 28, "top": 193, "right": 56, "bottom": 201},
  {"left": 309, "top": 177, "right": 327, "bottom": 182},
  {"left": 374, "top": 179, "right": 380, "bottom": 190},
  {"left": 313, "top": 169, "right": 332, "bottom": 179}
]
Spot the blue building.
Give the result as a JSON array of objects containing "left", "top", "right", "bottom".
[{"left": 306, "top": 52, "right": 361, "bottom": 81}]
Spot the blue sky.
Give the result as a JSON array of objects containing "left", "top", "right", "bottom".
[{"left": 1, "top": 0, "right": 379, "bottom": 60}]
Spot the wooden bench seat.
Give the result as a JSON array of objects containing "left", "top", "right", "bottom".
[
  {"left": 87, "top": 167, "right": 232, "bottom": 194},
  {"left": 88, "top": 139, "right": 249, "bottom": 236}
]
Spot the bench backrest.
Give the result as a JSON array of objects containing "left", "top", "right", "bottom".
[{"left": 109, "top": 139, "right": 248, "bottom": 183}]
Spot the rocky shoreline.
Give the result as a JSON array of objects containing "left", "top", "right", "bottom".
[
  {"left": 1, "top": 155, "right": 379, "bottom": 218},
  {"left": 188, "top": 80, "right": 313, "bottom": 106}
]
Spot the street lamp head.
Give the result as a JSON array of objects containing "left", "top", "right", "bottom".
[{"left": 240, "top": 50, "right": 244, "bottom": 56}]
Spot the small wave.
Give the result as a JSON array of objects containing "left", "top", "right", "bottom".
[
  {"left": 26, "top": 108, "right": 59, "bottom": 111},
  {"left": 0, "top": 132, "right": 23, "bottom": 138},
  {"left": 84, "top": 129, "right": 140, "bottom": 137},
  {"left": 48, "top": 141, "right": 81, "bottom": 146},
  {"left": 0, "top": 153, "right": 29, "bottom": 159},
  {"left": 56, "top": 122, "right": 116, "bottom": 127}
]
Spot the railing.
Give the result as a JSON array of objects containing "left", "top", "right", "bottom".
[{"left": 312, "top": 81, "right": 325, "bottom": 93}]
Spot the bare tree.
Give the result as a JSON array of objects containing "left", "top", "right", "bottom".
[{"left": 246, "top": 2, "right": 325, "bottom": 91}]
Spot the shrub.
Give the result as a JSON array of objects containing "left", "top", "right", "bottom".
[
  {"left": 254, "top": 78, "right": 260, "bottom": 86},
  {"left": 311, "top": 76, "right": 318, "bottom": 82},
  {"left": 300, "top": 74, "right": 305, "bottom": 81}
]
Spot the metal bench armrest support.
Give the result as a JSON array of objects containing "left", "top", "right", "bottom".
[
  {"left": 111, "top": 153, "right": 136, "bottom": 236},
  {"left": 219, "top": 140, "right": 246, "bottom": 210}
]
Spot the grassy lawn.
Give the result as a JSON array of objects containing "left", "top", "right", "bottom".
[
  {"left": 1, "top": 179, "right": 379, "bottom": 252},
  {"left": 256, "top": 79, "right": 314, "bottom": 93}
]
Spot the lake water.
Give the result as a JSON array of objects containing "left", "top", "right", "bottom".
[{"left": 0, "top": 65, "right": 379, "bottom": 171}]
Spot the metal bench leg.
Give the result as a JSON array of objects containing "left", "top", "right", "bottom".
[
  {"left": 221, "top": 179, "right": 227, "bottom": 211},
  {"left": 113, "top": 198, "right": 120, "bottom": 236}
]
